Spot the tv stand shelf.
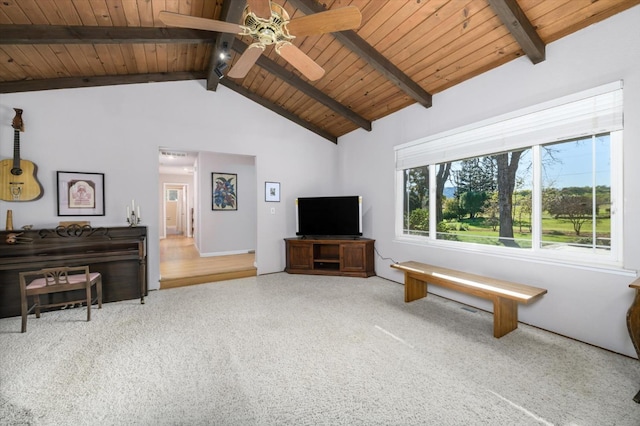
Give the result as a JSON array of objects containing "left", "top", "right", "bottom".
[{"left": 285, "top": 238, "right": 375, "bottom": 278}]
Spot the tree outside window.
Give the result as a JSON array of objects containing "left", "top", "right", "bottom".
[{"left": 401, "top": 135, "right": 611, "bottom": 254}]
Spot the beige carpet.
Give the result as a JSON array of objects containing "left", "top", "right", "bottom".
[{"left": 1, "top": 273, "right": 639, "bottom": 425}]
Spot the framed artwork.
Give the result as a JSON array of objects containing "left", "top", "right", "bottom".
[
  {"left": 212, "top": 172, "right": 237, "bottom": 211},
  {"left": 265, "top": 181, "right": 280, "bottom": 202},
  {"left": 56, "top": 171, "right": 105, "bottom": 216}
]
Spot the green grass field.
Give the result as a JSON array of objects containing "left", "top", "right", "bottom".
[{"left": 434, "top": 215, "right": 610, "bottom": 248}]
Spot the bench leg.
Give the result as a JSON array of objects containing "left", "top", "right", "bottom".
[
  {"left": 86, "top": 284, "right": 92, "bottom": 322},
  {"left": 405, "top": 275, "right": 428, "bottom": 302},
  {"left": 21, "top": 291, "right": 27, "bottom": 333},
  {"left": 97, "top": 277, "right": 103, "bottom": 309},
  {"left": 493, "top": 297, "right": 518, "bottom": 338},
  {"left": 634, "top": 389, "right": 640, "bottom": 404}
]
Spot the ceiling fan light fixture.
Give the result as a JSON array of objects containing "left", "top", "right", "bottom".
[
  {"left": 240, "top": 3, "right": 293, "bottom": 47},
  {"left": 159, "top": 3, "right": 362, "bottom": 82}
]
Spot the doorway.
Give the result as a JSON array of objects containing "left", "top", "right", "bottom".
[
  {"left": 163, "top": 183, "right": 189, "bottom": 238},
  {"left": 158, "top": 150, "right": 257, "bottom": 289}
]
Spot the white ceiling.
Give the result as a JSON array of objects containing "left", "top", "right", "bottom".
[{"left": 158, "top": 149, "right": 197, "bottom": 175}]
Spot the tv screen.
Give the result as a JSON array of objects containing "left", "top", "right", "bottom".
[{"left": 296, "top": 196, "right": 362, "bottom": 237}]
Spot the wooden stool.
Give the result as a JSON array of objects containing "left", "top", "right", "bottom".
[{"left": 19, "top": 266, "right": 102, "bottom": 333}]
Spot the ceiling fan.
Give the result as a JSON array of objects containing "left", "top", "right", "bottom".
[{"left": 159, "top": 0, "right": 362, "bottom": 81}]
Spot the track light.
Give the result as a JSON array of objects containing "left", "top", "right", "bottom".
[
  {"left": 218, "top": 41, "right": 230, "bottom": 61},
  {"left": 214, "top": 62, "right": 228, "bottom": 80},
  {"left": 214, "top": 42, "right": 230, "bottom": 79}
]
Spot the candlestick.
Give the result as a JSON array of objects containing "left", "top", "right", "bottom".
[{"left": 126, "top": 202, "right": 141, "bottom": 227}]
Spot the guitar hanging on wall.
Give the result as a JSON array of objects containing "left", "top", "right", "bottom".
[{"left": 0, "top": 108, "right": 43, "bottom": 201}]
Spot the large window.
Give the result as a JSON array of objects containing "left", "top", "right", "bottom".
[{"left": 395, "top": 82, "right": 623, "bottom": 268}]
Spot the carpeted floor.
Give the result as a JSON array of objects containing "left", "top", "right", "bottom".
[{"left": 1, "top": 273, "right": 639, "bottom": 425}]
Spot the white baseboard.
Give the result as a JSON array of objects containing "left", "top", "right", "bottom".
[{"left": 200, "top": 249, "right": 254, "bottom": 257}]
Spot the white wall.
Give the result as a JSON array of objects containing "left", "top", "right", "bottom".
[
  {"left": 0, "top": 79, "right": 339, "bottom": 290},
  {"left": 197, "top": 151, "right": 256, "bottom": 256},
  {"left": 339, "top": 5, "right": 640, "bottom": 357}
]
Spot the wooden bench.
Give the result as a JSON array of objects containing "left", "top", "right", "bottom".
[
  {"left": 627, "top": 280, "right": 640, "bottom": 403},
  {"left": 391, "top": 261, "right": 547, "bottom": 338}
]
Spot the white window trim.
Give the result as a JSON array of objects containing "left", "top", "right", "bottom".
[
  {"left": 393, "top": 233, "right": 635, "bottom": 277},
  {"left": 395, "top": 81, "right": 623, "bottom": 169},
  {"left": 394, "top": 82, "right": 627, "bottom": 273}
]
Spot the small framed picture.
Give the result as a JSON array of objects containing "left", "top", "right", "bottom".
[
  {"left": 56, "top": 171, "right": 105, "bottom": 216},
  {"left": 265, "top": 181, "right": 280, "bottom": 202}
]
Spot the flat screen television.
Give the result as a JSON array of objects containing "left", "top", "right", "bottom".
[{"left": 296, "top": 196, "right": 362, "bottom": 238}]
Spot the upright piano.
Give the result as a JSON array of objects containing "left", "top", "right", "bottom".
[{"left": 0, "top": 225, "right": 147, "bottom": 319}]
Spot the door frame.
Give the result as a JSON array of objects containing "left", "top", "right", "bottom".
[{"left": 162, "top": 183, "right": 190, "bottom": 239}]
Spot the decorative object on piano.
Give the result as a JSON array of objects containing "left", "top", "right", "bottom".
[
  {"left": 0, "top": 108, "right": 44, "bottom": 202},
  {"left": 40, "top": 224, "right": 104, "bottom": 238},
  {"left": 22, "top": 225, "right": 33, "bottom": 230},
  {"left": 127, "top": 199, "right": 141, "bottom": 227},
  {"left": 5, "top": 232, "right": 32, "bottom": 244},
  {"left": 56, "top": 171, "right": 105, "bottom": 216},
  {"left": 212, "top": 172, "right": 237, "bottom": 211},
  {"left": 5, "top": 209, "right": 13, "bottom": 230},
  {"left": 58, "top": 221, "right": 90, "bottom": 227},
  {"left": 49, "top": 223, "right": 101, "bottom": 238}
]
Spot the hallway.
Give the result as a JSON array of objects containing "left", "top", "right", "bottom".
[{"left": 159, "top": 236, "right": 256, "bottom": 289}]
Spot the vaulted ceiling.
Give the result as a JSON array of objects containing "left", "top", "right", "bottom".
[{"left": 1, "top": 0, "right": 638, "bottom": 143}]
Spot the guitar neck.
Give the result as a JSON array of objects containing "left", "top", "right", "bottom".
[{"left": 13, "top": 129, "right": 21, "bottom": 170}]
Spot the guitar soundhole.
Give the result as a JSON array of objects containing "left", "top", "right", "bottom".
[{"left": 11, "top": 168, "right": 23, "bottom": 176}]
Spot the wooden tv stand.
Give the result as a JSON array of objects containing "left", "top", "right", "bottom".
[{"left": 285, "top": 237, "right": 375, "bottom": 278}]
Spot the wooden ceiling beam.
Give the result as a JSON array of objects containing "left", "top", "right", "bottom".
[
  {"left": 220, "top": 79, "right": 337, "bottom": 144},
  {"left": 0, "top": 72, "right": 207, "bottom": 93},
  {"left": 0, "top": 5, "right": 362, "bottom": 139},
  {"left": 0, "top": 25, "right": 215, "bottom": 44},
  {"left": 206, "top": 0, "right": 247, "bottom": 91},
  {"left": 232, "top": 39, "right": 371, "bottom": 131},
  {"left": 287, "top": 0, "right": 432, "bottom": 108},
  {"left": 487, "top": 0, "right": 545, "bottom": 64}
]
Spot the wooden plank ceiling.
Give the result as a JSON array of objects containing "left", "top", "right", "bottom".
[{"left": 0, "top": 0, "right": 638, "bottom": 143}]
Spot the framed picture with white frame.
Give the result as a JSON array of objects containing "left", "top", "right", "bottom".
[{"left": 265, "top": 181, "right": 280, "bottom": 202}]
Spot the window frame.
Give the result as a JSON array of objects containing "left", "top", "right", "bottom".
[{"left": 394, "top": 82, "right": 627, "bottom": 273}]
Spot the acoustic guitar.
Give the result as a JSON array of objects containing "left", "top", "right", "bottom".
[{"left": 0, "top": 108, "right": 43, "bottom": 201}]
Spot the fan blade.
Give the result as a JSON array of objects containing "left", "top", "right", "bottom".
[
  {"left": 158, "top": 11, "right": 242, "bottom": 34},
  {"left": 227, "top": 44, "right": 265, "bottom": 79},
  {"left": 276, "top": 43, "right": 325, "bottom": 81},
  {"left": 286, "top": 6, "right": 362, "bottom": 37},
  {"left": 247, "top": 0, "right": 272, "bottom": 20}
]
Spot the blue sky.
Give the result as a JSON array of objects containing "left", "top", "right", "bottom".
[
  {"left": 541, "top": 135, "right": 610, "bottom": 188},
  {"left": 443, "top": 135, "right": 610, "bottom": 191}
]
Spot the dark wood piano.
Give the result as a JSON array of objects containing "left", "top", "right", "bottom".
[{"left": 0, "top": 225, "right": 147, "bottom": 319}]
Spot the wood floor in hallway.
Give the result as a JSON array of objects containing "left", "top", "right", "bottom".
[{"left": 159, "top": 235, "right": 256, "bottom": 289}]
